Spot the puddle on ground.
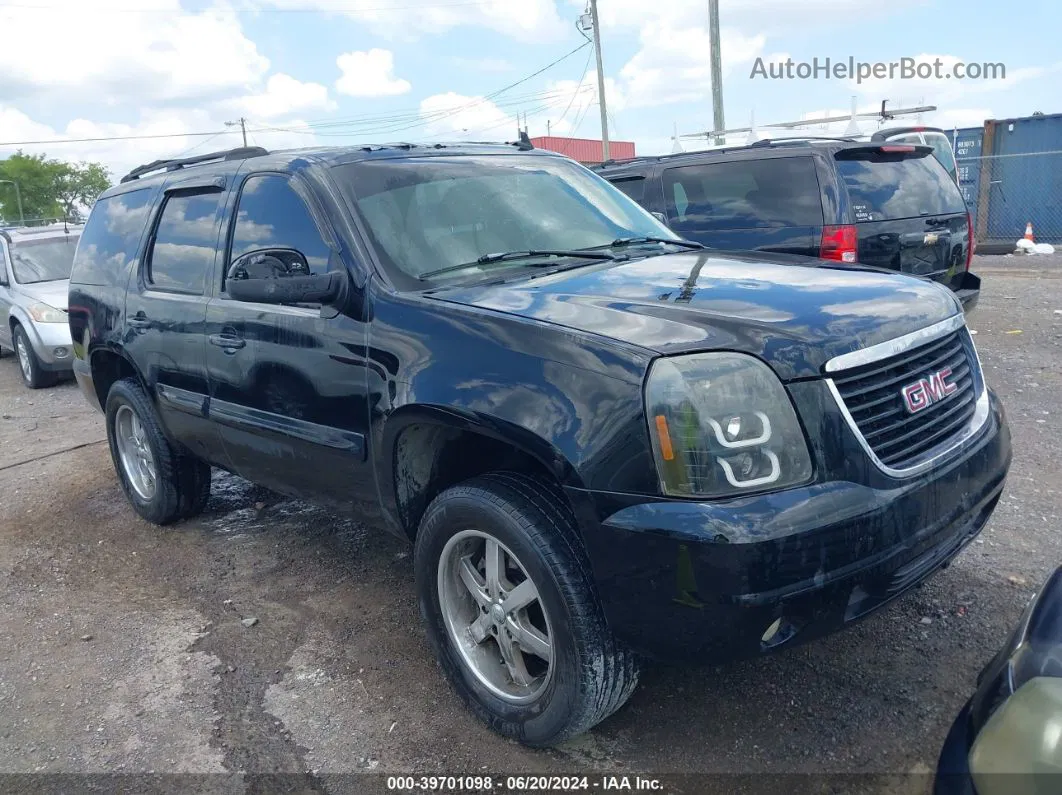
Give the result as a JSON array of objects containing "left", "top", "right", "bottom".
[{"left": 203, "top": 471, "right": 368, "bottom": 542}]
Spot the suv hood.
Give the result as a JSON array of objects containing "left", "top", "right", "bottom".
[
  {"left": 432, "top": 251, "right": 961, "bottom": 381},
  {"left": 16, "top": 279, "right": 69, "bottom": 311}
]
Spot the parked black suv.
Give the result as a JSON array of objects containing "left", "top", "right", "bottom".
[
  {"left": 69, "top": 144, "right": 1010, "bottom": 746},
  {"left": 595, "top": 138, "right": 980, "bottom": 311}
]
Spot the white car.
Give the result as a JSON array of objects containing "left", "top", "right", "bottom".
[{"left": 0, "top": 223, "right": 82, "bottom": 388}]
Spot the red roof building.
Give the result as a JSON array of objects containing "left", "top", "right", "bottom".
[{"left": 529, "top": 136, "right": 636, "bottom": 165}]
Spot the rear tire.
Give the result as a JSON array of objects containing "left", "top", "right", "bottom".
[
  {"left": 414, "top": 472, "right": 640, "bottom": 746},
  {"left": 105, "top": 377, "right": 210, "bottom": 524},
  {"left": 13, "top": 324, "right": 55, "bottom": 389}
]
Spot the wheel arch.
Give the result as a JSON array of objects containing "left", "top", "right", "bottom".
[{"left": 379, "top": 404, "right": 586, "bottom": 541}]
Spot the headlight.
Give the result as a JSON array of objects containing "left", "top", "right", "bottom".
[
  {"left": 969, "top": 677, "right": 1062, "bottom": 793},
  {"left": 645, "top": 352, "right": 813, "bottom": 497},
  {"left": 28, "top": 302, "right": 66, "bottom": 323}
]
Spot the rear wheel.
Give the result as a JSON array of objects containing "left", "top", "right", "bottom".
[
  {"left": 414, "top": 472, "right": 640, "bottom": 746},
  {"left": 13, "top": 324, "right": 54, "bottom": 389},
  {"left": 105, "top": 378, "right": 211, "bottom": 524}
]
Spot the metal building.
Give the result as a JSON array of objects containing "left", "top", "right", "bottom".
[
  {"left": 529, "top": 136, "right": 636, "bottom": 165},
  {"left": 953, "top": 113, "right": 1062, "bottom": 247}
]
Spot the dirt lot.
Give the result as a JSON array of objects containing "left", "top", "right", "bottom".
[{"left": 0, "top": 255, "right": 1059, "bottom": 794}]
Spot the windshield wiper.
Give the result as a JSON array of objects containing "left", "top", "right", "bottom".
[
  {"left": 420, "top": 249, "right": 617, "bottom": 280},
  {"left": 607, "top": 236, "right": 705, "bottom": 250}
]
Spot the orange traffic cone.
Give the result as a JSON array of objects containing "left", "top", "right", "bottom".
[{"left": 1025, "top": 222, "right": 1035, "bottom": 242}]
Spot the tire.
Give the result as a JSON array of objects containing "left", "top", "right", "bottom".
[
  {"left": 105, "top": 377, "right": 211, "bottom": 524},
  {"left": 414, "top": 472, "right": 640, "bottom": 746},
  {"left": 13, "top": 324, "right": 55, "bottom": 389}
]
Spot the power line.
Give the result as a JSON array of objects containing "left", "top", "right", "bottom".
[
  {"left": 0, "top": 129, "right": 231, "bottom": 146},
  {"left": 555, "top": 48, "right": 594, "bottom": 129}
]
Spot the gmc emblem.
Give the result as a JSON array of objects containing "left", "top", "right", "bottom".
[{"left": 901, "top": 367, "right": 957, "bottom": 414}]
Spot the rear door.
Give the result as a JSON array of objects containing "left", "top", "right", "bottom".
[
  {"left": 659, "top": 156, "right": 823, "bottom": 255},
  {"left": 123, "top": 177, "right": 226, "bottom": 464},
  {"left": 835, "top": 146, "right": 970, "bottom": 291}
]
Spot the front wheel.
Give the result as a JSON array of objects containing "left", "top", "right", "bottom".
[
  {"left": 414, "top": 473, "right": 640, "bottom": 746},
  {"left": 13, "top": 324, "right": 54, "bottom": 389}
]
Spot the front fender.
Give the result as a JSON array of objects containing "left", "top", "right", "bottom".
[{"left": 368, "top": 290, "right": 659, "bottom": 524}]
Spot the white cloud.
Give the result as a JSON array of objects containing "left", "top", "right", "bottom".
[
  {"left": 851, "top": 55, "right": 1061, "bottom": 108},
  {"left": 619, "top": 24, "right": 765, "bottom": 108},
  {"left": 335, "top": 49, "right": 412, "bottom": 98},
  {"left": 417, "top": 93, "right": 516, "bottom": 139},
  {"left": 258, "top": 0, "right": 565, "bottom": 40},
  {"left": 0, "top": 1, "right": 268, "bottom": 104},
  {"left": 233, "top": 74, "right": 335, "bottom": 119}
]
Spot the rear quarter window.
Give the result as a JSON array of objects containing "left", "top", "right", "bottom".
[
  {"left": 609, "top": 177, "right": 647, "bottom": 206},
  {"left": 662, "top": 157, "right": 823, "bottom": 231},
  {"left": 837, "top": 154, "right": 966, "bottom": 222},
  {"left": 70, "top": 188, "right": 155, "bottom": 286}
]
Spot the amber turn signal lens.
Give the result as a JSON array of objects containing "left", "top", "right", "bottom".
[{"left": 654, "top": 415, "right": 675, "bottom": 461}]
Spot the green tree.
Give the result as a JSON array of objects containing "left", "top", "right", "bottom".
[
  {"left": 0, "top": 152, "right": 63, "bottom": 222},
  {"left": 0, "top": 151, "right": 111, "bottom": 224},
  {"left": 53, "top": 161, "right": 111, "bottom": 223}
]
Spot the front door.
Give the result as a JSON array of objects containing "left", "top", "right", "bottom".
[
  {"left": 123, "top": 180, "right": 226, "bottom": 465},
  {"left": 205, "top": 172, "right": 374, "bottom": 510}
]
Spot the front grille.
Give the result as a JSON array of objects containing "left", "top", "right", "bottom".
[{"left": 831, "top": 328, "right": 981, "bottom": 470}]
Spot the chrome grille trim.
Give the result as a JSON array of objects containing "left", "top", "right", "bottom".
[{"left": 825, "top": 316, "right": 990, "bottom": 479}]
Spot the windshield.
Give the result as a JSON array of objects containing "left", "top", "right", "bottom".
[
  {"left": 334, "top": 155, "right": 675, "bottom": 285},
  {"left": 10, "top": 235, "right": 81, "bottom": 284}
]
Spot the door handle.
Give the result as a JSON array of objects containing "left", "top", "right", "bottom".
[{"left": 209, "top": 334, "right": 246, "bottom": 351}]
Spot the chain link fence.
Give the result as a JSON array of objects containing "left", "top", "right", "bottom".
[{"left": 957, "top": 148, "right": 1062, "bottom": 250}]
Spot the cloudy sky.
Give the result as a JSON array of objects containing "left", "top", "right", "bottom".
[{"left": 1, "top": 0, "right": 1058, "bottom": 180}]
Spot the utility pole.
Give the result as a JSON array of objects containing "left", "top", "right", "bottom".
[
  {"left": 0, "top": 180, "right": 24, "bottom": 224},
  {"left": 588, "top": 0, "right": 610, "bottom": 161},
  {"left": 226, "top": 118, "right": 248, "bottom": 147},
  {"left": 707, "top": 0, "right": 725, "bottom": 145}
]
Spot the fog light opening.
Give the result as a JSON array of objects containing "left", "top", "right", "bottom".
[
  {"left": 53, "top": 347, "right": 70, "bottom": 359},
  {"left": 761, "top": 616, "right": 800, "bottom": 650}
]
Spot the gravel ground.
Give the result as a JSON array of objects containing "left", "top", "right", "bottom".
[{"left": 0, "top": 253, "right": 1058, "bottom": 794}]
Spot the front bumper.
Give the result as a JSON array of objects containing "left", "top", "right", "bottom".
[
  {"left": 23, "top": 318, "right": 74, "bottom": 372},
  {"left": 571, "top": 390, "right": 1010, "bottom": 662}
]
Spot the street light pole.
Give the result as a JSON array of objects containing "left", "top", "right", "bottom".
[
  {"left": 708, "top": 0, "right": 725, "bottom": 145},
  {"left": 0, "top": 180, "right": 25, "bottom": 224},
  {"left": 588, "top": 0, "right": 610, "bottom": 161}
]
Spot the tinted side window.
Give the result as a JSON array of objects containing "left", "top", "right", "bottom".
[
  {"left": 836, "top": 154, "right": 966, "bottom": 221},
  {"left": 229, "top": 175, "right": 330, "bottom": 278},
  {"left": 70, "top": 189, "right": 154, "bottom": 286},
  {"left": 610, "top": 177, "right": 646, "bottom": 205},
  {"left": 147, "top": 192, "right": 221, "bottom": 295},
  {"left": 663, "top": 157, "right": 823, "bottom": 231}
]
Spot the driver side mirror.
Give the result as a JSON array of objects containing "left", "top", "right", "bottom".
[{"left": 226, "top": 248, "right": 342, "bottom": 306}]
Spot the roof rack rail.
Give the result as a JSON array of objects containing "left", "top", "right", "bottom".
[
  {"left": 120, "top": 146, "right": 269, "bottom": 184},
  {"left": 747, "top": 136, "right": 856, "bottom": 147}
]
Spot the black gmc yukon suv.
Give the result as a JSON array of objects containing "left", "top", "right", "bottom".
[{"left": 68, "top": 144, "right": 1011, "bottom": 746}]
